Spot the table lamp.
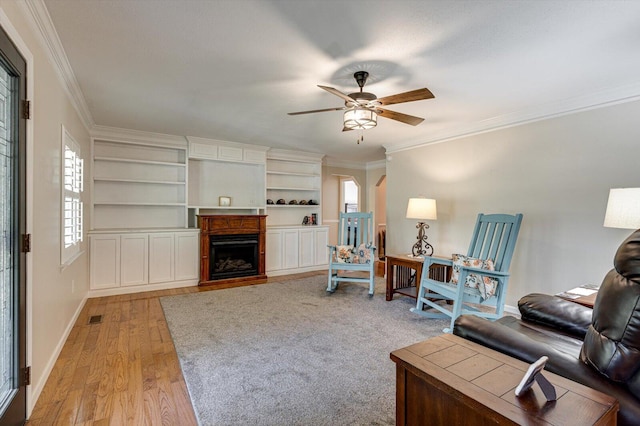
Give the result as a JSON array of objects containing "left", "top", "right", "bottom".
[
  {"left": 406, "top": 197, "right": 437, "bottom": 256},
  {"left": 603, "top": 188, "right": 640, "bottom": 230}
]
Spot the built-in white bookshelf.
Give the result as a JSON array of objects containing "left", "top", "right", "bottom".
[
  {"left": 266, "top": 149, "right": 323, "bottom": 227},
  {"left": 92, "top": 137, "right": 188, "bottom": 230},
  {"left": 186, "top": 137, "right": 269, "bottom": 226}
]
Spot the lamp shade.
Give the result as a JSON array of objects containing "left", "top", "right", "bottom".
[
  {"left": 603, "top": 188, "right": 640, "bottom": 229},
  {"left": 344, "top": 107, "right": 377, "bottom": 130},
  {"left": 406, "top": 197, "right": 437, "bottom": 220}
]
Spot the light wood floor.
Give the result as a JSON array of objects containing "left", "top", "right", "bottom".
[{"left": 26, "top": 272, "right": 328, "bottom": 425}]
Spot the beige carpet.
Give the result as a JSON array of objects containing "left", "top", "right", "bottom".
[{"left": 160, "top": 275, "right": 448, "bottom": 425}]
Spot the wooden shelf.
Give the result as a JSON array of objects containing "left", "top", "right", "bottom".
[
  {"left": 94, "top": 156, "right": 186, "bottom": 167},
  {"left": 266, "top": 186, "right": 319, "bottom": 191},
  {"left": 266, "top": 205, "right": 320, "bottom": 208},
  {"left": 94, "top": 178, "right": 184, "bottom": 185},
  {"left": 266, "top": 170, "right": 320, "bottom": 177},
  {"left": 94, "top": 202, "right": 186, "bottom": 207}
]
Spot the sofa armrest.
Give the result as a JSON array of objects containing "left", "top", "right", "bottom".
[{"left": 518, "top": 293, "right": 592, "bottom": 339}]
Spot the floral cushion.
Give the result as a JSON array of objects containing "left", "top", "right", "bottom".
[
  {"left": 352, "top": 243, "right": 373, "bottom": 264},
  {"left": 450, "top": 254, "right": 498, "bottom": 300},
  {"left": 334, "top": 245, "right": 354, "bottom": 263},
  {"left": 333, "top": 243, "right": 374, "bottom": 264}
]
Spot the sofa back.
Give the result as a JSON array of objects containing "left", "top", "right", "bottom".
[{"left": 580, "top": 230, "right": 640, "bottom": 396}]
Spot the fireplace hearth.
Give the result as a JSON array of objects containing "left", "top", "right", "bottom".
[
  {"left": 210, "top": 234, "right": 259, "bottom": 280},
  {"left": 199, "top": 215, "right": 267, "bottom": 287}
]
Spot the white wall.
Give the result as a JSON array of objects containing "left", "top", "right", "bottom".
[
  {"left": 386, "top": 99, "right": 640, "bottom": 307},
  {"left": 2, "top": 1, "right": 91, "bottom": 412}
]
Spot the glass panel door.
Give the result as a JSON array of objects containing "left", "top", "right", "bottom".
[{"left": 0, "top": 24, "right": 27, "bottom": 425}]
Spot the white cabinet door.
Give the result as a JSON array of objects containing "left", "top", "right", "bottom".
[
  {"left": 149, "top": 233, "right": 174, "bottom": 283},
  {"left": 314, "top": 227, "right": 329, "bottom": 265},
  {"left": 90, "top": 234, "right": 120, "bottom": 289},
  {"left": 299, "top": 228, "right": 315, "bottom": 267},
  {"left": 266, "top": 230, "right": 283, "bottom": 272},
  {"left": 175, "top": 231, "right": 199, "bottom": 280},
  {"left": 120, "top": 234, "right": 149, "bottom": 287},
  {"left": 282, "top": 229, "right": 299, "bottom": 269}
]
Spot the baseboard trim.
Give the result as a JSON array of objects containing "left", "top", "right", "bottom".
[
  {"left": 87, "top": 279, "right": 198, "bottom": 298},
  {"left": 267, "top": 265, "right": 327, "bottom": 277},
  {"left": 29, "top": 293, "right": 88, "bottom": 416},
  {"left": 503, "top": 303, "right": 520, "bottom": 317}
]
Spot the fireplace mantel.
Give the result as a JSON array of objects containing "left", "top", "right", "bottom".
[{"left": 199, "top": 215, "right": 267, "bottom": 287}]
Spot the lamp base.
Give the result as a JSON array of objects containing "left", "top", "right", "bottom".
[{"left": 411, "top": 222, "right": 434, "bottom": 257}]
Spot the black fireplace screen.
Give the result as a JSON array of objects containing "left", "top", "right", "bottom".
[{"left": 210, "top": 234, "right": 259, "bottom": 280}]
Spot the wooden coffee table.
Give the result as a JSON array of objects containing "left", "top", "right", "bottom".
[{"left": 391, "top": 334, "right": 618, "bottom": 425}]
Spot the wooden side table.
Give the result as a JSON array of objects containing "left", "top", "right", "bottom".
[
  {"left": 385, "top": 254, "right": 450, "bottom": 301},
  {"left": 556, "top": 284, "right": 600, "bottom": 308},
  {"left": 391, "top": 334, "right": 618, "bottom": 426}
]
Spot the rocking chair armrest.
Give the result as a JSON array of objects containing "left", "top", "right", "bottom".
[
  {"left": 422, "top": 256, "right": 453, "bottom": 269},
  {"left": 458, "top": 266, "right": 509, "bottom": 279}
]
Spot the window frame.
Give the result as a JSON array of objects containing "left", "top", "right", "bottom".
[{"left": 60, "top": 125, "right": 84, "bottom": 266}]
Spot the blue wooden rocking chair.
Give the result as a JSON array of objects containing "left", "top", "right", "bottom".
[
  {"left": 327, "top": 212, "right": 377, "bottom": 296},
  {"left": 410, "top": 213, "right": 523, "bottom": 332}
]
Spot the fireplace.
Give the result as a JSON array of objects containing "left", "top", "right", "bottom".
[
  {"left": 210, "top": 234, "right": 259, "bottom": 280},
  {"left": 199, "top": 215, "right": 267, "bottom": 287}
]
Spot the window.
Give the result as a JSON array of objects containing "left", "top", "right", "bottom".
[
  {"left": 61, "top": 125, "right": 83, "bottom": 265},
  {"left": 341, "top": 177, "right": 359, "bottom": 213}
]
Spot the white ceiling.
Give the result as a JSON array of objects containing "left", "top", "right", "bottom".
[{"left": 42, "top": 0, "right": 640, "bottom": 163}]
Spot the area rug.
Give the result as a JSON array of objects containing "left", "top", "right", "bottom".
[{"left": 160, "top": 275, "right": 448, "bottom": 425}]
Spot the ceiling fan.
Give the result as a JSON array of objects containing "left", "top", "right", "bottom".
[{"left": 288, "top": 71, "right": 434, "bottom": 132}]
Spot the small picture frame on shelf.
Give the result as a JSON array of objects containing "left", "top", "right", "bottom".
[{"left": 219, "top": 196, "right": 231, "bottom": 207}]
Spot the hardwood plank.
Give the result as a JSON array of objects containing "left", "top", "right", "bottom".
[{"left": 27, "top": 271, "right": 325, "bottom": 424}]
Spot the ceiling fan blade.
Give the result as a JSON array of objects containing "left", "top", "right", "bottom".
[
  {"left": 318, "top": 85, "right": 357, "bottom": 105},
  {"left": 376, "top": 108, "right": 425, "bottom": 126},
  {"left": 342, "top": 127, "right": 353, "bottom": 132},
  {"left": 376, "top": 88, "right": 434, "bottom": 106},
  {"left": 288, "top": 106, "right": 345, "bottom": 115}
]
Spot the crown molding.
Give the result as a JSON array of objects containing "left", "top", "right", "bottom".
[
  {"left": 323, "top": 157, "right": 367, "bottom": 170},
  {"left": 386, "top": 82, "right": 640, "bottom": 154},
  {"left": 92, "top": 125, "right": 187, "bottom": 148},
  {"left": 267, "top": 148, "right": 324, "bottom": 162},
  {"left": 366, "top": 159, "right": 386, "bottom": 171},
  {"left": 20, "top": 0, "right": 94, "bottom": 131}
]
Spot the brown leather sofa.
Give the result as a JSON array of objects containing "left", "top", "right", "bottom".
[{"left": 453, "top": 230, "right": 640, "bottom": 426}]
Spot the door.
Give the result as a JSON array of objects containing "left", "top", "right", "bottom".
[
  {"left": 175, "top": 231, "right": 199, "bottom": 281},
  {"left": 265, "top": 229, "right": 282, "bottom": 272},
  {"left": 120, "top": 234, "right": 148, "bottom": 286},
  {"left": 89, "top": 234, "right": 120, "bottom": 289},
  {"left": 314, "top": 227, "right": 329, "bottom": 265},
  {"left": 298, "top": 228, "right": 314, "bottom": 268},
  {"left": 149, "top": 232, "right": 174, "bottom": 283},
  {"left": 282, "top": 229, "right": 299, "bottom": 269},
  {"left": 0, "top": 25, "right": 27, "bottom": 426}
]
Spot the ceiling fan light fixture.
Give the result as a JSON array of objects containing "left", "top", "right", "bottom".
[{"left": 343, "top": 107, "right": 377, "bottom": 130}]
